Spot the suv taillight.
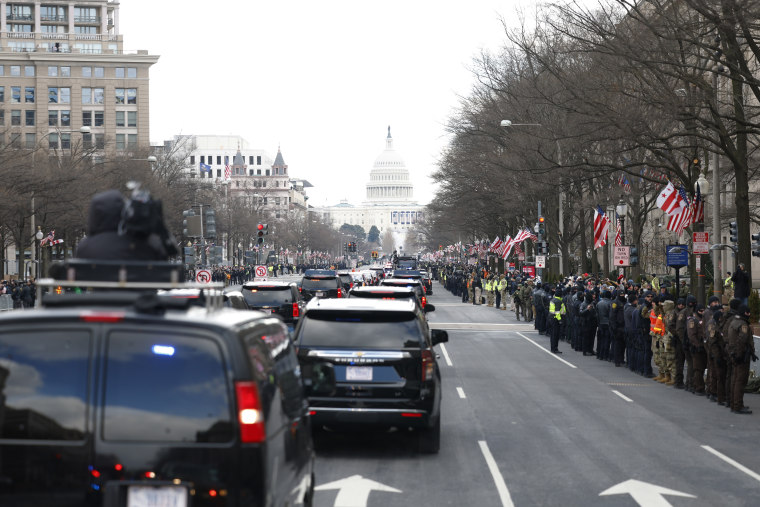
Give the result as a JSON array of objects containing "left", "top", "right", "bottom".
[
  {"left": 337, "top": 288, "right": 343, "bottom": 298},
  {"left": 421, "top": 350, "right": 434, "bottom": 381},
  {"left": 235, "top": 381, "right": 265, "bottom": 443},
  {"left": 292, "top": 302, "right": 300, "bottom": 318},
  {"left": 421, "top": 296, "right": 427, "bottom": 308}
]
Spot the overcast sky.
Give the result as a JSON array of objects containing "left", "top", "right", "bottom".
[{"left": 121, "top": 1, "right": 521, "bottom": 207}]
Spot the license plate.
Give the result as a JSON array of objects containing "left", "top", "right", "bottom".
[
  {"left": 128, "top": 485, "right": 188, "bottom": 507},
  {"left": 346, "top": 366, "right": 373, "bottom": 381},
  {"left": 316, "top": 291, "right": 325, "bottom": 297}
]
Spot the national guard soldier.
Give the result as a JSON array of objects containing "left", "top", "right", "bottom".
[
  {"left": 726, "top": 304, "right": 756, "bottom": 414},
  {"left": 522, "top": 280, "right": 534, "bottom": 321},
  {"left": 548, "top": 288, "right": 566, "bottom": 353},
  {"left": 514, "top": 283, "right": 524, "bottom": 320},
  {"left": 486, "top": 275, "right": 495, "bottom": 307},
  {"left": 683, "top": 295, "right": 698, "bottom": 390},
  {"left": 498, "top": 274, "right": 508, "bottom": 310},
  {"left": 467, "top": 274, "right": 474, "bottom": 304},
  {"left": 661, "top": 300, "right": 677, "bottom": 384},
  {"left": 673, "top": 298, "right": 688, "bottom": 388},
  {"left": 724, "top": 272, "right": 734, "bottom": 301},
  {"left": 650, "top": 296, "right": 666, "bottom": 381},
  {"left": 720, "top": 299, "right": 741, "bottom": 405},
  {"left": 638, "top": 292, "right": 655, "bottom": 376},
  {"left": 687, "top": 304, "right": 707, "bottom": 395}
]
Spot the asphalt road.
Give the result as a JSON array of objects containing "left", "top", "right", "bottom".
[{"left": 307, "top": 281, "right": 760, "bottom": 507}]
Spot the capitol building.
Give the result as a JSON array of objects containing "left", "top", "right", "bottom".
[{"left": 313, "top": 127, "right": 426, "bottom": 240}]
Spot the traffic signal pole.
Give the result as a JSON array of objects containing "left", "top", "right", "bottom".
[{"left": 537, "top": 201, "right": 543, "bottom": 281}]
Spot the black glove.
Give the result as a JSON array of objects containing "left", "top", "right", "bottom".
[{"left": 752, "top": 353, "right": 759, "bottom": 362}]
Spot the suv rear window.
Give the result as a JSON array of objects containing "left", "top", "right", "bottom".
[
  {"left": 299, "top": 311, "right": 423, "bottom": 349},
  {"left": 242, "top": 286, "right": 293, "bottom": 306},
  {"left": 302, "top": 277, "right": 338, "bottom": 290},
  {"left": 0, "top": 330, "right": 91, "bottom": 440},
  {"left": 103, "top": 331, "right": 232, "bottom": 442}
]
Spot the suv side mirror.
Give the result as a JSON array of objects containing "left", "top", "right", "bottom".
[
  {"left": 431, "top": 329, "right": 448, "bottom": 346},
  {"left": 424, "top": 303, "right": 436, "bottom": 313},
  {"left": 308, "top": 363, "right": 335, "bottom": 395}
]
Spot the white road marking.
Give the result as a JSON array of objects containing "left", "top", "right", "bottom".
[
  {"left": 612, "top": 390, "right": 633, "bottom": 402},
  {"left": 515, "top": 332, "right": 578, "bottom": 369},
  {"left": 702, "top": 445, "right": 760, "bottom": 482},
  {"left": 439, "top": 343, "right": 453, "bottom": 366},
  {"left": 478, "top": 440, "right": 515, "bottom": 507},
  {"left": 599, "top": 479, "right": 696, "bottom": 506},
  {"left": 430, "top": 322, "right": 533, "bottom": 330},
  {"left": 456, "top": 387, "right": 466, "bottom": 399}
]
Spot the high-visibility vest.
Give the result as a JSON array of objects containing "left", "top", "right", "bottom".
[
  {"left": 549, "top": 298, "right": 566, "bottom": 320},
  {"left": 725, "top": 276, "right": 733, "bottom": 289},
  {"left": 650, "top": 310, "right": 664, "bottom": 335}
]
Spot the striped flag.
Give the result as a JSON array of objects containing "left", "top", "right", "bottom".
[
  {"left": 40, "top": 230, "right": 55, "bottom": 246},
  {"left": 489, "top": 236, "right": 502, "bottom": 252},
  {"left": 692, "top": 182, "right": 704, "bottom": 223},
  {"left": 514, "top": 242, "right": 524, "bottom": 259},
  {"left": 666, "top": 186, "right": 693, "bottom": 236},
  {"left": 656, "top": 181, "right": 687, "bottom": 215},
  {"left": 593, "top": 206, "right": 610, "bottom": 249},
  {"left": 224, "top": 164, "right": 231, "bottom": 180},
  {"left": 614, "top": 215, "right": 622, "bottom": 247},
  {"left": 618, "top": 173, "right": 631, "bottom": 194}
]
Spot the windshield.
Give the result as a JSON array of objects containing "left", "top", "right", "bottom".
[
  {"left": 242, "top": 286, "right": 292, "bottom": 306},
  {"left": 298, "top": 311, "right": 423, "bottom": 349},
  {"left": 302, "top": 277, "right": 338, "bottom": 290}
]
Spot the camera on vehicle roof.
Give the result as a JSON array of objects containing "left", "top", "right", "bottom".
[{"left": 119, "top": 181, "right": 178, "bottom": 257}]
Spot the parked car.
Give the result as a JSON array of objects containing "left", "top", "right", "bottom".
[
  {"left": 0, "top": 260, "right": 332, "bottom": 507},
  {"left": 294, "top": 298, "right": 448, "bottom": 453},
  {"left": 301, "top": 269, "right": 343, "bottom": 301},
  {"left": 241, "top": 280, "right": 304, "bottom": 328}
]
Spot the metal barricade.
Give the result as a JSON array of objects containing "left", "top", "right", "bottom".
[{"left": 0, "top": 294, "right": 13, "bottom": 311}]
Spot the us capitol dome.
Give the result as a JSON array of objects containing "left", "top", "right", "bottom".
[{"left": 365, "top": 126, "right": 416, "bottom": 204}]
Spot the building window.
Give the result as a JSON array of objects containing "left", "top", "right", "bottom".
[
  {"left": 200, "top": 156, "right": 205, "bottom": 164},
  {"left": 115, "top": 88, "right": 124, "bottom": 104},
  {"left": 75, "top": 26, "right": 97, "bottom": 34},
  {"left": 60, "top": 133, "right": 71, "bottom": 149},
  {"left": 82, "top": 66, "right": 91, "bottom": 77},
  {"left": 94, "top": 66, "right": 104, "bottom": 78},
  {"left": 190, "top": 155, "right": 195, "bottom": 164},
  {"left": 24, "top": 87, "right": 34, "bottom": 103},
  {"left": 0, "top": 110, "right": 4, "bottom": 126},
  {"left": 127, "top": 111, "right": 136, "bottom": 127},
  {"left": 115, "top": 67, "right": 125, "bottom": 78},
  {"left": 82, "top": 111, "right": 91, "bottom": 126},
  {"left": 48, "top": 87, "right": 70, "bottom": 104},
  {"left": 127, "top": 88, "right": 137, "bottom": 104},
  {"left": 48, "top": 66, "right": 58, "bottom": 77},
  {"left": 61, "top": 66, "right": 70, "bottom": 77},
  {"left": 257, "top": 156, "right": 261, "bottom": 165},
  {"left": 266, "top": 169, "right": 270, "bottom": 176},
  {"left": 25, "top": 133, "right": 35, "bottom": 149},
  {"left": 257, "top": 169, "right": 261, "bottom": 175},
  {"left": 24, "top": 66, "right": 34, "bottom": 77},
  {"left": 49, "top": 110, "right": 58, "bottom": 126},
  {"left": 41, "top": 5, "right": 67, "bottom": 22},
  {"left": 11, "top": 87, "right": 20, "bottom": 104},
  {"left": 11, "top": 110, "right": 20, "bottom": 126},
  {"left": 94, "top": 134, "right": 105, "bottom": 149},
  {"left": 216, "top": 169, "right": 221, "bottom": 178},
  {"left": 115, "top": 133, "right": 125, "bottom": 150},
  {"left": 127, "top": 134, "right": 137, "bottom": 149},
  {"left": 74, "top": 7, "right": 98, "bottom": 23},
  {"left": 10, "top": 66, "right": 20, "bottom": 76},
  {"left": 0, "top": 87, "right": 4, "bottom": 102},
  {"left": 115, "top": 111, "right": 124, "bottom": 127},
  {"left": 48, "top": 133, "right": 59, "bottom": 149},
  {"left": 216, "top": 156, "right": 221, "bottom": 165},
  {"left": 127, "top": 67, "right": 137, "bottom": 78},
  {"left": 61, "top": 110, "right": 70, "bottom": 127},
  {"left": 94, "top": 110, "right": 103, "bottom": 126}
]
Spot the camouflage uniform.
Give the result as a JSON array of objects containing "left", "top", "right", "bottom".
[
  {"left": 661, "top": 300, "right": 677, "bottom": 384},
  {"left": 521, "top": 283, "right": 534, "bottom": 321},
  {"left": 514, "top": 283, "right": 524, "bottom": 320},
  {"left": 498, "top": 275, "right": 508, "bottom": 310},
  {"left": 650, "top": 303, "right": 666, "bottom": 381},
  {"left": 486, "top": 276, "right": 495, "bottom": 307},
  {"left": 467, "top": 275, "right": 474, "bottom": 304}
]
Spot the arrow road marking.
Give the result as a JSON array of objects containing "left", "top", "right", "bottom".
[
  {"left": 599, "top": 479, "right": 696, "bottom": 506},
  {"left": 702, "top": 445, "right": 760, "bottom": 482},
  {"left": 315, "top": 475, "right": 401, "bottom": 507}
]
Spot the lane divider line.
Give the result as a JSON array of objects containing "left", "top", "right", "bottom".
[
  {"left": 702, "top": 445, "right": 760, "bottom": 482},
  {"left": 456, "top": 387, "right": 466, "bottom": 399},
  {"left": 611, "top": 390, "right": 633, "bottom": 402},
  {"left": 478, "top": 440, "right": 515, "bottom": 507},
  {"left": 515, "top": 332, "right": 578, "bottom": 369},
  {"left": 439, "top": 343, "right": 453, "bottom": 366}
]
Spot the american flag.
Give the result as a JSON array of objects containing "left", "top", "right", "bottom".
[
  {"left": 512, "top": 228, "right": 532, "bottom": 244},
  {"left": 490, "top": 236, "right": 502, "bottom": 252},
  {"left": 40, "top": 229, "right": 55, "bottom": 246},
  {"left": 224, "top": 164, "right": 231, "bottom": 180},
  {"left": 593, "top": 206, "right": 610, "bottom": 249},
  {"left": 692, "top": 182, "right": 704, "bottom": 223},
  {"left": 618, "top": 173, "right": 631, "bottom": 193},
  {"left": 666, "top": 186, "right": 693, "bottom": 236},
  {"left": 498, "top": 235, "right": 513, "bottom": 258},
  {"left": 525, "top": 228, "right": 538, "bottom": 242},
  {"left": 514, "top": 242, "right": 524, "bottom": 258},
  {"left": 614, "top": 215, "right": 622, "bottom": 247}
]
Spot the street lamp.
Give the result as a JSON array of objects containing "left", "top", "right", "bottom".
[
  {"left": 35, "top": 227, "right": 43, "bottom": 280},
  {"left": 615, "top": 197, "right": 628, "bottom": 244},
  {"left": 694, "top": 171, "right": 710, "bottom": 304}
]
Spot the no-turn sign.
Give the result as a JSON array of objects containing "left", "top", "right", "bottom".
[
  {"left": 255, "top": 265, "right": 267, "bottom": 277},
  {"left": 196, "top": 269, "right": 211, "bottom": 284}
]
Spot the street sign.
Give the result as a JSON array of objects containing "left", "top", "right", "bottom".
[
  {"left": 518, "top": 253, "right": 525, "bottom": 261},
  {"left": 693, "top": 231, "right": 709, "bottom": 254},
  {"left": 613, "top": 246, "right": 630, "bottom": 266},
  {"left": 535, "top": 255, "right": 546, "bottom": 268},
  {"left": 666, "top": 244, "right": 689, "bottom": 267},
  {"left": 508, "top": 262, "right": 515, "bottom": 271},
  {"left": 195, "top": 269, "right": 211, "bottom": 284},
  {"left": 255, "top": 265, "right": 267, "bottom": 277}
]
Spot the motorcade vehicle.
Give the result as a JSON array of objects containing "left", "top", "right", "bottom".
[
  {"left": 380, "top": 278, "right": 427, "bottom": 304},
  {"left": 395, "top": 255, "right": 419, "bottom": 270},
  {"left": 336, "top": 270, "right": 354, "bottom": 293},
  {"left": 301, "top": 269, "right": 343, "bottom": 301},
  {"left": 370, "top": 266, "right": 385, "bottom": 280},
  {"left": 0, "top": 259, "right": 333, "bottom": 507},
  {"left": 419, "top": 270, "right": 434, "bottom": 295},
  {"left": 241, "top": 281, "right": 304, "bottom": 328},
  {"left": 348, "top": 285, "right": 434, "bottom": 314},
  {"left": 294, "top": 298, "right": 448, "bottom": 453}
]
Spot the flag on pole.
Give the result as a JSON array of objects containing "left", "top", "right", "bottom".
[
  {"left": 692, "top": 182, "right": 704, "bottom": 223},
  {"left": 666, "top": 185, "right": 694, "bottom": 236},
  {"left": 593, "top": 206, "right": 610, "bottom": 249},
  {"left": 614, "top": 215, "right": 622, "bottom": 247},
  {"left": 489, "top": 236, "right": 502, "bottom": 252},
  {"left": 618, "top": 173, "right": 631, "bottom": 194},
  {"left": 656, "top": 181, "right": 687, "bottom": 215},
  {"left": 501, "top": 236, "right": 516, "bottom": 259},
  {"left": 40, "top": 230, "right": 55, "bottom": 246},
  {"left": 199, "top": 162, "right": 212, "bottom": 173},
  {"left": 224, "top": 164, "right": 231, "bottom": 180},
  {"left": 524, "top": 228, "right": 538, "bottom": 242}
]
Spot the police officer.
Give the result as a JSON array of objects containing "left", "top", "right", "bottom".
[
  {"left": 687, "top": 304, "right": 707, "bottom": 395},
  {"left": 726, "top": 304, "right": 756, "bottom": 414},
  {"left": 534, "top": 284, "right": 546, "bottom": 334},
  {"left": 673, "top": 298, "right": 688, "bottom": 388},
  {"left": 596, "top": 290, "right": 612, "bottom": 361},
  {"left": 522, "top": 281, "right": 534, "bottom": 321},
  {"left": 610, "top": 291, "right": 627, "bottom": 367},
  {"left": 548, "top": 288, "right": 566, "bottom": 354},
  {"left": 705, "top": 297, "right": 726, "bottom": 404},
  {"left": 579, "top": 291, "right": 598, "bottom": 356},
  {"left": 624, "top": 293, "right": 639, "bottom": 372}
]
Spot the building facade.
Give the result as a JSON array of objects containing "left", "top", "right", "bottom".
[
  {"left": 0, "top": 0, "right": 158, "bottom": 152},
  {"left": 314, "top": 127, "right": 426, "bottom": 236}
]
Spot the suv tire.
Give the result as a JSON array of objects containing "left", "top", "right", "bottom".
[{"left": 418, "top": 415, "right": 440, "bottom": 454}]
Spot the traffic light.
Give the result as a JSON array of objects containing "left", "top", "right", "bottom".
[
  {"left": 538, "top": 216, "right": 546, "bottom": 237},
  {"left": 537, "top": 240, "right": 548, "bottom": 255},
  {"left": 205, "top": 209, "right": 216, "bottom": 238},
  {"left": 263, "top": 223, "right": 269, "bottom": 235},
  {"left": 257, "top": 223, "right": 264, "bottom": 244},
  {"left": 752, "top": 233, "right": 760, "bottom": 258},
  {"left": 692, "top": 157, "right": 701, "bottom": 169},
  {"left": 182, "top": 210, "right": 201, "bottom": 237},
  {"left": 729, "top": 221, "right": 738, "bottom": 243},
  {"left": 629, "top": 245, "right": 639, "bottom": 266},
  {"left": 183, "top": 246, "right": 196, "bottom": 265}
]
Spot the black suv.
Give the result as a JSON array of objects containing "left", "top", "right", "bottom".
[
  {"left": 349, "top": 285, "right": 434, "bottom": 314},
  {"left": 241, "top": 281, "right": 304, "bottom": 328},
  {"left": 0, "top": 261, "right": 328, "bottom": 507},
  {"left": 335, "top": 270, "right": 354, "bottom": 293},
  {"left": 301, "top": 269, "right": 343, "bottom": 301},
  {"left": 294, "top": 298, "right": 448, "bottom": 453},
  {"left": 392, "top": 269, "right": 430, "bottom": 294},
  {"left": 380, "top": 277, "right": 427, "bottom": 305}
]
